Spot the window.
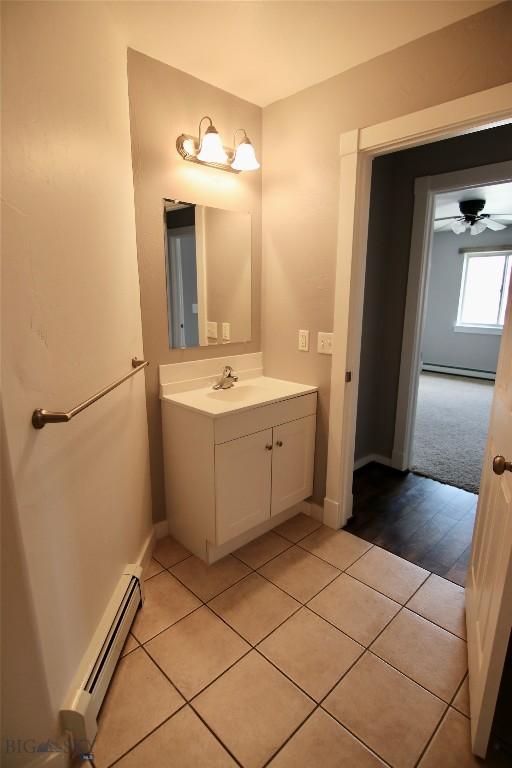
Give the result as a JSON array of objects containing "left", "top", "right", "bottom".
[{"left": 456, "top": 251, "right": 511, "bottom": 334}]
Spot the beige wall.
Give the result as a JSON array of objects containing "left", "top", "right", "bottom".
[
  {"left": 262, "top": 2, "right": 512, "bottom": 503},
  {"left": 2, "top": 0, "right": 152, "bottom": 752},
  {"left": 128, "top": 49, "right": 262, "bottom": 523},
  {"left": 205, "top": 207, "right": 252, "bottom": 344}
]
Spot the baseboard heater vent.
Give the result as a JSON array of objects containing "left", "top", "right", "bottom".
[{"left": 61, "top": 565, "right": 143, "bottom": 747}]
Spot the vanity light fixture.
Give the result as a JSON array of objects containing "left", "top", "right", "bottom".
[
  {"left": 176, "top": 116, "right": 260, "bottom": 173},
  {"left": 196, "top": 116, "right": 228, "bottom": 164},
  {"left": 231, "top": 128, "right": 260, "bottom": 172}
]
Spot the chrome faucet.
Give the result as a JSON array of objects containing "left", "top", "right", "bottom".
[{"left": 213, "top": 365, "right": 238, "bottom": 390}]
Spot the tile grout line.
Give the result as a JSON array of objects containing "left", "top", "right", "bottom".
[
  {"left": 186, "top": 703, "right": 245, "bottom": 768},
  {"left": 403, "top": 604, "right": 467, "bottom": 641},
  {"left": 315, "top": 707, "right": 396, "bottom": 768},
  {"left": 103, "top": 702, "right": 188, "bottom": 768},
  {"left": 450, "top": 673, "right": 471, "bottom": 719},
  {"left": 412, "top": 683, "right": 466, "bottom": 768},
  {"left": 137, "top": 646, "right": 248, "bottom": 768},
  {"left": 132, "top": 601, "right": 204, "bottom": 646},
  {"left": 207, "top": 593, "right": 304, "bottom": 648},
  {"left": 361, "top": 572, "right": 467, "bottom": 703},
  {"left": 166, "top": 560, "right": 252, "bottom": 603},
  {"left": 138, "top": 643, "right": 251, "bottom": 767}
]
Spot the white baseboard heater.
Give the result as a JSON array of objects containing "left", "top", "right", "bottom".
[
  {"left": 61, "top": 565, "right": 143, "bottom": 748},
  {"left": 422, "top": 363, "right": 495, "bottom": 381}
]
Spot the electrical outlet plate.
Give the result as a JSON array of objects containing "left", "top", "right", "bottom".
[
  {"left": 222, "top": 322, "right": 230, "bottom": 341},
  {"left": 317, "top": 331, "right": 333, "bottom": 355},
  {"left": 298, "top": 330, "right": 309, "bottom": 351},
  {"left": 207, "top": 321, "right": 218, "bottom": 339}
]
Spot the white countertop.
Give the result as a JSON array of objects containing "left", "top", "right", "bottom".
[{"left": 160, "top": 376, "right": 318, "bottom": 417}]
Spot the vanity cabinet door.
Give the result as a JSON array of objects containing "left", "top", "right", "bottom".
[
  {"left": 215, "top": 428, "right": 272, "bottom": 545},
  {"left": 271, "top": 415, "right": 316, "bottom": 516}
]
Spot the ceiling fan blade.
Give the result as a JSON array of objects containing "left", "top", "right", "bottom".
[
  {"left": 434, "top": 220, "right": 456, "bottom": 232},
  {"left": 486, "top": 219, "right": 507, "bottom": 231},
  {"left": 434, "top": 216, "right": 459, "bottom": 222},
  {"left": 487, "top": 215, "right": 512, "bottom": 222}
]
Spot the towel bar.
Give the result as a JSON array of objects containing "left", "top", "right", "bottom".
[{"left": 32, "top": 358, "right": 148, "bottom": 429}]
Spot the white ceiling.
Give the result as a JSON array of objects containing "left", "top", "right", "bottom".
[
  {"left": 107, "top": 1, "right": 498, "bottom": 107},
  {"left": 435, "top": 182, "right": 512, "bottom": 220}
]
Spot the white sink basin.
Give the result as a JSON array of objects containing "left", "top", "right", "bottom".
[
  {"left": 161, "top": 376, "right": 318, "bottom": 417},
  {"left": 206, "top": 383, "right": 266, "bottom": 402}
]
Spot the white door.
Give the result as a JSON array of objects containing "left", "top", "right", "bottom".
[
  {"left": 271, "top": 415, "right": 316, "bottom": 516},
  {"left": 466, "top": 282, "right": 512, "bottom": 757},
  {"left": 215, "top": 429, "right": 272, "bottom": 545}
]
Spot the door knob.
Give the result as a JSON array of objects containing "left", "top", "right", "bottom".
[
  {"left": 276, "top": 440, "right": 283, "bottom": 447},
  {"left": 265, "top": 444, "right": 273, "bottom": 451},
  {"left": 493, "top": 455, "right": 512, "bottom": 475}
]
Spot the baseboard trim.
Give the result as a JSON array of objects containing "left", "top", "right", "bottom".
[
  {"left": 153, "top": 520, "right": 169, "bottom": 540},
  {"left": 300, "top": 500, "right": 324, "bottom": 521},
  {"left": 391, "top": 449, "right": 408, "bottom": 472},
  {"left": 206, "top": 503, "right": 303, "bottom": 563},
  {"left": 422, "top": 364, "right": 495, "bottom": 381},
  {"left": 137, "top": 528, "right": 155, "bottom": 574},
  {"left": 354, "top": 454, "right": 392, "bottom": 471},
  {"left": 323, "top": 497, "right": 340, "bottom": 529}
]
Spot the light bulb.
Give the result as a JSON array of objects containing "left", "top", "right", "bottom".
[
  {"left": 470, "top": 219, "right": 487, "bottom": 236},
  {"left": 451, "top": 220, "right": 467, "bottom": 234},
  {"left": 182, "top": 138, "right": 196, "bottom": 156},
  {"left": 197, "top": 126, "right": 227, "bottom": 164},
  {"left": 231, "top": 138, "right": 260, "bottom": 171}
]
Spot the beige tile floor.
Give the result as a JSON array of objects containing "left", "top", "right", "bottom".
[{"left": 90, "top": 514, "right": 505, "bottom": 768}]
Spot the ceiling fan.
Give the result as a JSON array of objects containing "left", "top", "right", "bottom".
[{"left": 434, "top": 199, "right": 512, "bottom": 236}]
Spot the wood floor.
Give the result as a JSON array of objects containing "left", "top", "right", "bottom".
[{"left": 345, "top": 463, "right": 477, "bottom": 587}]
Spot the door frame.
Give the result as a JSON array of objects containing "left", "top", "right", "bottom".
[
  {"left": 324, "top": 81, "right": 512, "bottom": 529},
  {"left": 392, "top": 161, "right": 512, "bottom": 473}
]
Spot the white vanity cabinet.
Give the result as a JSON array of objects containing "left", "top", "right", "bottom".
[
  {"left": 270, "top": 415, "right": 316, "bottom": 516},
  {"left": 215, "top": 428, "right": 273, "bottom": 544},
  {"left": 161, "top": 382, "right": 317, "bottom": 563},
  {"left": 215, "top": 414, "right": 316, "bottom": 545}
]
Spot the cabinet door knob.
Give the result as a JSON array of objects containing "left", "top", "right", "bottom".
[
  {"left": 265, "top": 444, "right": 273, "bottom": 451},
  {"left": 276, "top": 440, "right": 283, "bottom": 447}
]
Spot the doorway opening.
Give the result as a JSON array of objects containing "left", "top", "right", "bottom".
[
  {"left": 411, "top": 183, "right": 512, "bottom": 494},
  {"left": 347, "top": 136, "right": 512, "bottom": 587}
]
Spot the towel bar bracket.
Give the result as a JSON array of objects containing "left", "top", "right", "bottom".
[{"left": 32, "top": 358, "right": 149, "bottom": 430}]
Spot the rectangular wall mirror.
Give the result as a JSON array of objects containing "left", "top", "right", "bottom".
[{"left": 164, "top": 199, "right": 252, "bottom": 349}]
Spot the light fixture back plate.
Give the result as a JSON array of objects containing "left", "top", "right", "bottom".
[{"left": 176, "top": 133, "right": 240, "bottom": 174}]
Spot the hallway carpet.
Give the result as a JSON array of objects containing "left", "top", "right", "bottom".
[{"left": 412, "top": 372, "right": 494, "bottom": 493}]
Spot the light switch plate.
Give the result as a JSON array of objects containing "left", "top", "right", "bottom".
[
  {"left": 317, "top": 331, "right": 333, "bottom": 355},
  {"left": 207, "top": 321, "right": 218, "bottom": 339},
  {"left": 222, "top": 322, "right": 230, "bottom": 341},
  {"left": 298, "top": 329, "right": 309, "bottom": 351}
]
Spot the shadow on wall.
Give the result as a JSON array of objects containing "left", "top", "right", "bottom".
[{"left": 355, "top": 122, "right": 512, "bottom": 465}]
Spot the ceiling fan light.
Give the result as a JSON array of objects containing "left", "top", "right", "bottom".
[
  {"left": 470, "top": 220, "right": 487, "bottom": 236},
  {"left": 197, "top": 125, "right": 228, "bottom": 164},
  {"left": 451, "top": 220, "right": 467, "bottom": 235},
  {"left": 231, "top": 137, "right": 260, "bottom": 171}
]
